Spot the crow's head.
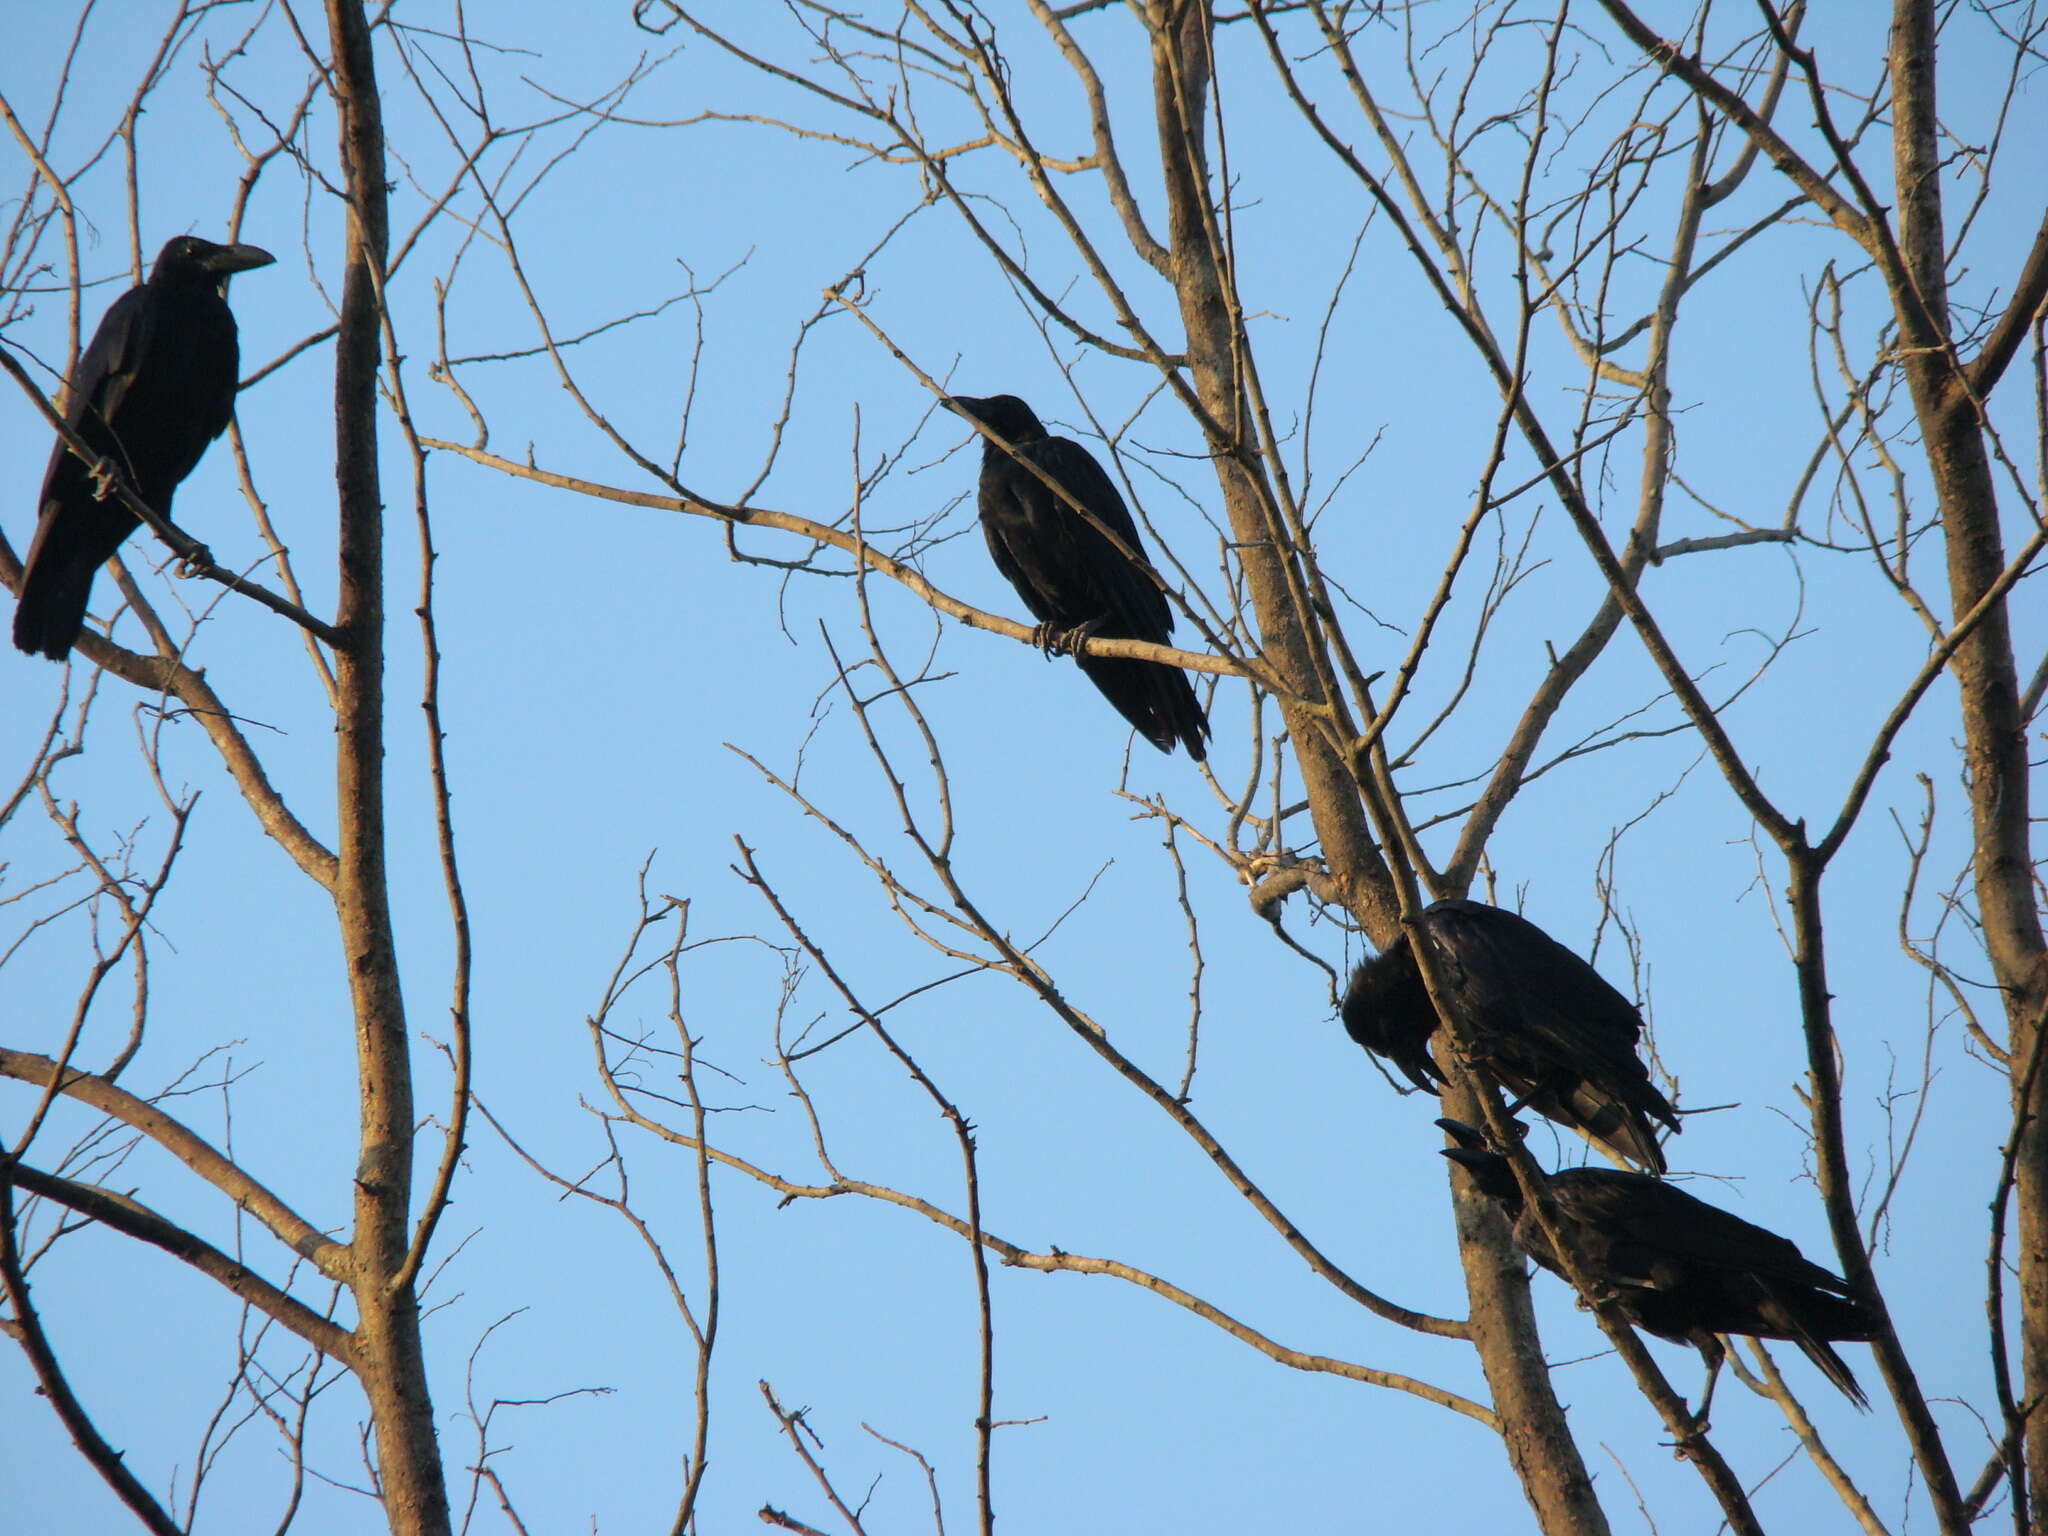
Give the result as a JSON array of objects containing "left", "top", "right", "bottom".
[
  {"left": 944, "top": 393, "right": 1048, "bottom": 446},
  {"left": 1339, "top": 938, "right": 1435, "bottom": 1069},
  {"left": 1436, "top": 1119, "right": 1524, "bottom": 1206},
  {"left": 153, "top": 236, "right": 276, "bottom": 284}
]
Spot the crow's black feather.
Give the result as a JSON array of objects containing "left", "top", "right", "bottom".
[
  {"left": 947, "top": 393, "right": 1209, "bottom": 760},
  {"left": 14, "top": 235, "right": 273, "bottom": 660},
  {"left": 1343, "top": 899, "right": 1678, "bottom": 1172},
  {"left": 1439, "top": 1120, "right": 1875, "bottom": 1408}
]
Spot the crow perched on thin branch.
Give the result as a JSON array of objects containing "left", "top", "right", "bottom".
[
  {"left": 1342, "top": 898, "right": 1679, "bottom": 1172},
  {"left": 1438, "top": 1119, "right": 1876, "bottom": 1415},
  {"left": 945, "top": 393, "right": 1210, "bottom": 760},
  {"left": 13, "top": 234, "right": 275, "bottom": 660}
]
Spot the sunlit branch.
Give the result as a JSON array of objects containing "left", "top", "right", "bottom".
[
  {"left": 0, "top": 342, "right": 346, "bottom": 649},
  {"left": 6, "top": 1162, "right": 356, "bottom": 1361},
  {"left": 420, "top": 437, "right": 1247, "bottom": 679},
  {"left": 0, "top": 1177, "right": 184, "bottom": 1536},
  {"left": 0, "top": 1048, "right": 347, "bottom": 1278}
]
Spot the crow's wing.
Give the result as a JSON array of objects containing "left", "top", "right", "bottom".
[
  {"left": 1422, "top": 899, "right": 1677, "bottom": 1162},
  {"left": 1551, "top": 1170, "right": 1852, "bottom": 1297},
  {"left": 1424, "top": 900, "right": 1646, "bottom": 1057},
  {"left": 44, "top": 285, "right": 159, "bottom": 490},
  {"left": 1000, "top": 435, "right": 1173, "bottom": 639}
]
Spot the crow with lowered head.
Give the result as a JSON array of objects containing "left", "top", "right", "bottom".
[
  {"left": 1438, "top": 1118, "right": 1876, "bottom": 1417},
  {"left": 1342, "top": 898, "right": 1679, "bottom": 1173},
  {"left": 14, "top": 234, "right": 275, "bottom": 660},
  {"left": 946, "top": 393, "right": 1210, "bottom": 760}
]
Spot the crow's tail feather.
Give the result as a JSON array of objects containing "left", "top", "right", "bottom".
[
  {"left": 12, "top": 543, "right": 100, "bottom": 660},
  {"left": 1077, "top": 654, "right": 1210, "bottom": 760},
  {"left": 1550, "top": 1080, "right": 1673, "bottom": 1175}
]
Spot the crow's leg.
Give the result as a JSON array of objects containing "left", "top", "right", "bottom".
[
  {"left": 1049, "top": 617, "right": 1104, "bottom": 658},
  {"left": 1495, "top": 1065, "right": 1572, "bottom": 1123},
  {"left": 1687, "top": 1333, "right": 1726, "bottom": 1432}
]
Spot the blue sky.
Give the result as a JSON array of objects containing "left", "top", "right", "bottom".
[{"left": 3, "top": 3, "right": 2041, "bottom": 1532}]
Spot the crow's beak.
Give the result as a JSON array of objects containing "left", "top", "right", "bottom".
[
  {"left": 207, "top": 243, "right": 276, "bottom": 275},
  {"left": 1434, "top": 1117, "right": 1490, "bottom": 1152},
  {"left": 1437, "top": 1136, "right": 1524, "bottom": 1202}
]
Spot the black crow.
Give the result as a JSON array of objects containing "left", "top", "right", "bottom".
[
  {"left": 1438, "top": 1119, "right": 1876, "bottom": 1413},
  {"left": 1342, "top": 898, "right": 1679, "bottom": 1172},
  {"left": 14, "top": 234, "right": 275, "bottom": 660},
  {"left": 945, "top": 393, "right": 1209, "bottom": 760}
]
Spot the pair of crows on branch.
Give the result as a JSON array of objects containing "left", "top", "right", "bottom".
[
  {"left": 11, "top": 243, "right": 1199, "bottom": 761},
  {"left": 10, "top": 264, "right": 1210, "bottom": 774},
  {"left": 1347, "top": 897, "right": 1877, "bottom": 1418},
  {"left": 14, "top": 245, "right": 1873, "bottom": 1420},
  {"left": 12, "top": 247, "right": 1196, "bottom": 770}
]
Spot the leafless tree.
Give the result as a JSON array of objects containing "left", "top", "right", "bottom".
[
  {"left": 2, "top": 2, "right": 2042, "bottom": 1533},
  {"left": 3, "top": 3, "right": 448, "bottom": 1532}
]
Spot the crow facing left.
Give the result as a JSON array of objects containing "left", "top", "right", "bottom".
[
  {"left": 946, "top": 393, "right": 1210, "bottom": 760},
  {"left": 1342, "top": 898, "right": 1679, "bottom": 1172},
  {"left": 1438, "top": 1119, "right": 1877, "bottom": 1417},
  {"left": 12, "top": 234, "right": 275, "bottom": 661}
]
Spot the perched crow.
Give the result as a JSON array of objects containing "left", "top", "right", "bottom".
[
  {"left": 1342, "top": 898, "right": 1678, "bottom": 1173},
  {"left": 945, "top": 393, "right": 1209, "bottom": 760},
  {"left": 1438, "top": 1119, "right": 1876, "bottom": 1413},
  {"left": 13, "top": 234, "right": 275, "bottom": 660}
]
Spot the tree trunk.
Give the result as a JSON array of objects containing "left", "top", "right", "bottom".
[
  {"left": 1885, "top": 2, "right": 2044, "bottom": 1525},
  {"left": 324, "top": 3, "right": 451, "bottom": 1532},
  {"left": 1146, "top": 6, "right": 1608, "bottom": 1531}
]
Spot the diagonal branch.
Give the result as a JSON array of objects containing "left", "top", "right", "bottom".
[
  {"left": 0, "top": 1049, "right": 347, "bottom": 1279},
  {"left": 593, "top": 1091, "right": 1492, "bottom": 1422},
  {"left": 1592, "top": 1, "right": 1875, "bottom": 251},
  {"left": 0, "top": 340, "right": 346, "bottom": 650},
  {"left": 0, "top": 1176, "right": 183, "bottom": 1536},
  {"left": 1819, "top": 522, "right": 2048, "bottom": 861},
  {"left": 420, "top": 438, "right": 1248, "bottom": 679},
  {"left": 7, "top": 1162, "right": 356, "bottom": 1362},
  {"left": 1965, "top": 209, "right": 2048, "bottom": 399}
]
